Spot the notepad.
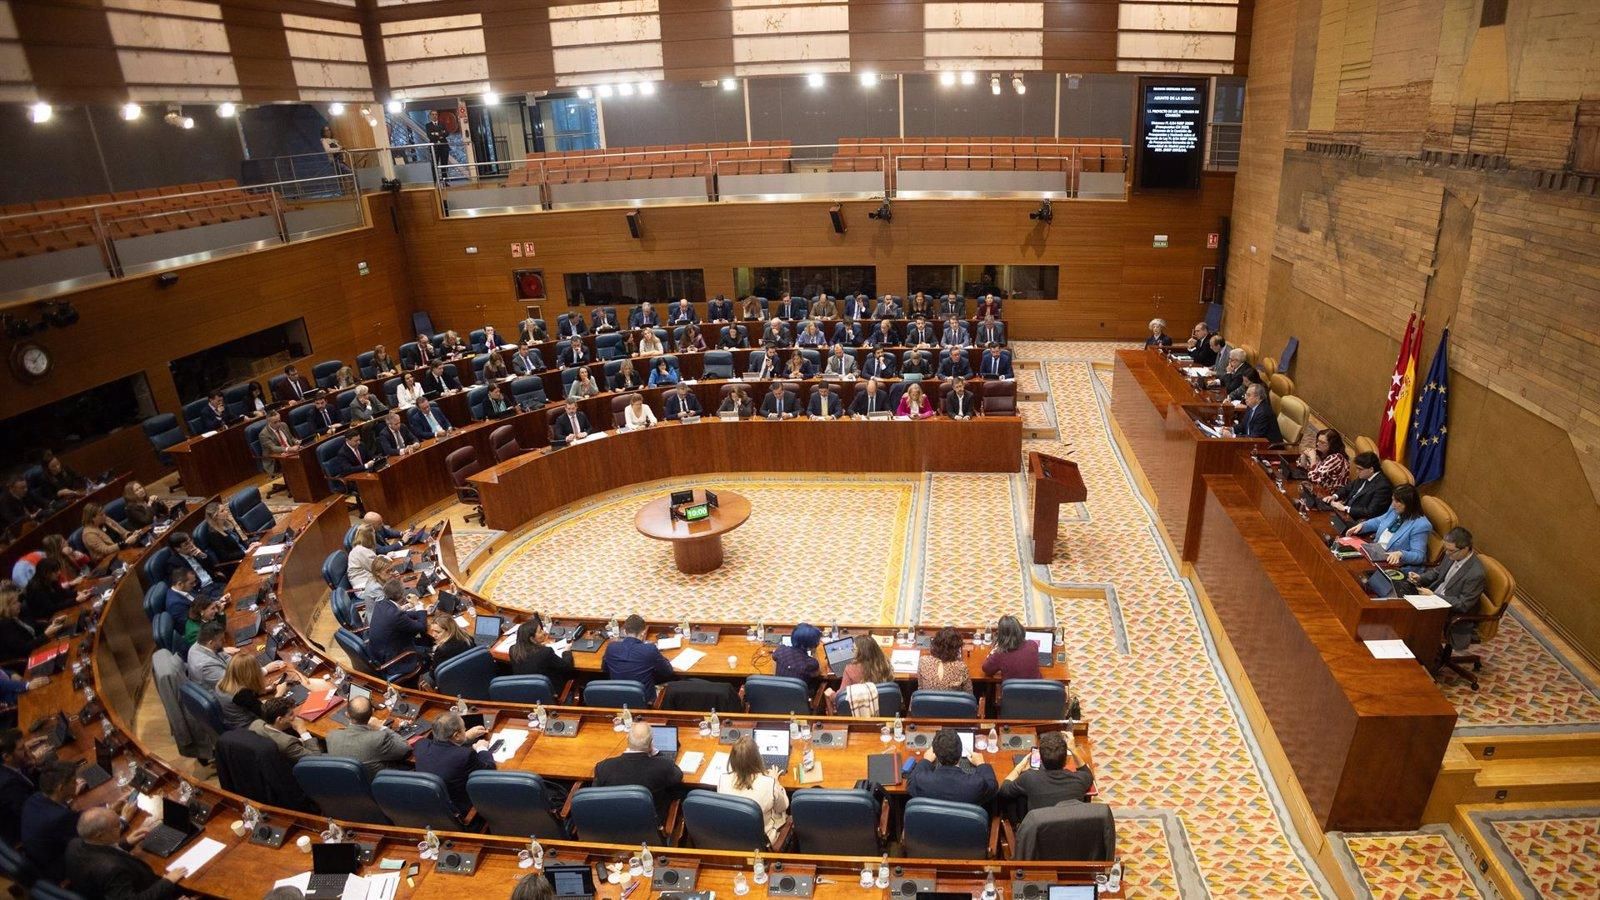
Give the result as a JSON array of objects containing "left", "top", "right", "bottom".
[
  {"left": 1364, "top": 639, "right": 1415, "bottom": 660},
  {"left": 700, "top": 751, "right": 730, "bottom": 785},
  {"left": 252, "top": 544, "right": 288, "bottom": 558},
  {"left": 491, "top": 728, "right": 529, "bottom": 763},
  {"left": 678, "top": 750, "right": 705, "bottom": 775},
  {"left": 656, "top": 635, "right": 684, "bottom": 651},
  {"left": 167, "top": 836, "right": 226, "bottom": 874},
  {"left": 1404, "top": 594, "right": 1452, "bottom": 611},
  {"left": 890, "top": 649, "right": 921, "bottom": 675},
  {"left": 453, "top": 615, "right": 472, "bottom": 630},
  {"left": 671, "top": 648, "right": 705, "bottom": 671}
]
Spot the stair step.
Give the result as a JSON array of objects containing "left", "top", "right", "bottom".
[{"left": 1475, "top": 756, "right": 1600, "bottom": 789}]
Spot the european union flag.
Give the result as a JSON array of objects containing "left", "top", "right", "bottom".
[{"left": 1407, "top": 328, "right": 1450, "bottom": 485}]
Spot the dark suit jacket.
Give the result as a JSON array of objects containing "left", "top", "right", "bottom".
[
  {"left": 706, "top": 299, "right": 734, "bottom": 321},
  {"left": 592, "top": 751, "right": 683, "bottom": 822},
  {"left": 510, "top": 643, "right": 576, "bottom": 682},
  {"left": 194, "top": 406, "right": 231, "bottom": 433},
  {"left": 668, "top": 305, "right": 698, "bottom": 325},
  {"left": 759, "top": 391, "right": 799, "bottom": 418},
  {"left": 718, "top": 327, "right": 748, "bottom": 349},
  {"left": 978, "top": 353, "right": 1013, "bottom": 378},
  {"left": 905, "top": 760, "right": 997, "bottom": 806},
  {"left": 664, "top": 392, "right": 702, "bottom": 419},
  {"left": 867, "top": 325, "right": 901, "bottom": 346},
  {"left": 407, "top": 406, "right": 453, "bottom": 439},
  {"left": 559, "top": 318, "right": 588, "bottom": 338},
  {"left": 366, "top": 598, "right": 426, "bottom": 663},
  {"left": 511, "top": 351, "right": 545, "bottom": 375},
  {"left": 421, "top": 371, "right": 453, "bottom": 395},
  {"left": 600, "top": 636, "right": 675, "bottom": 694},
  {"left": 862, "top": 352, "right": 898, "bottom": 379},
  {"left": 1235, "top": 402, "right": 1283, "bottom": 444},
  {"left": 203, "top": 525, "right": 248, "bottom": 567},
  {"left": 851, "top": 390, "right": 892, "bottom": 416},
  {"left": 842, "top": 297, "right": 873, "bottom": 319},
  {"left": 805, "top": 391, "right": 842, "bottom": 418},
  {"left": 0, "top": 764, "right": 34, "bottom": 845},
  {"left": 944, "top": 390, "right": 978, "bottom": 418},
  {"left": 64, "top": 838, "right": 179, "bottom": 900},
  {"left": 552, "top": 411, "right": 591, "bottom": 444},
  {"left": 905, "top": 324, "right": 936, "bottom": 345},
  {"left": 997, "top": 768, "right": 1095, "bottom": 822},
  {"left": 974, "top": 324, "right": 1006, "bottom": 346},
  {"left": 307, "top": 405, "right": 339, "bottom": 433},
  {"left": 413, "top": 737, "right": 496, "bottom": 816},
  {"left": 273, "top": 375, "right": 313, "bottom": 402},
  {"left": 938, "top": 355, "right": 974, "bottom": 379},
  {"left": 378, "top": 424, "right": 419, "bottom": 457},
  {"left": 21, "top": 792, "right": 79, "bottom": 880},
  {"left": 328, "top": 442, "right": 369, "bottom": 477},
  {"left": 561, "top": 346, "right": 591, "bottom": 368},
  {"left": 773, "top": 298, "right": 808, "bottom": 320},
  {"left": 1334, "top": 472, "right": 1393, "bottom": 522}
]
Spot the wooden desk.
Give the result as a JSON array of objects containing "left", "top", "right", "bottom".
[
  {"left": 634, "top": 490, "right": 750, "bottom": 573},
  {"left": 344, "top": 423, "right": 496, "bottom": 523},
  {"left": 0, "top": 473, "right": 128, "bottom": 577},
  {"left": 170, "top": 422, "right": 260, "bottom": 498}
]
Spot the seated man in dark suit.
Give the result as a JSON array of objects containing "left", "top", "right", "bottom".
[
  {"left": 195, "top": 391, "right": 234, "bottom": 433},
  {"left": 0, "top": 728, "right": 43, "bottom": 846},
  {"left": 872, "top": 294, "right": 902, "bottom": 319},
  {"left": 600, "top": 614, "right": 675, "bottom": 696},
  {"left": 413, "top": 712, "right": 495, "bottom": 817},
  {"left": 937, "top": 294, "right": 966, "bottom": 319},
  {"left": 552, "top": 399, "right": 592, "bottom": 445},
  {"left": 807, "top": 383, "right": 843, "bottom": 418},
  {"left": 510, "top": 343, "right": 546, "bottom": 376},
  {"left": 366, "top": 579, "right": 427, "bottom": 663},
  {"left": 558, "top": 314, "right": 588, "bottom": 339},
  {"left": 978, "top": 346, "right": 1013, "bottom": 379},
  {"left": 944, "top": 378, "right": 978, "bottom": 419},
  {"left": 274, "top": 365, "right": 314, "bottom": 402},
  {"left": 1407, "top": 526, "right": 1490, "bottom": 650},
  {"left": 1328, "top": 451, "right": 1392, "bottom": 521},
  {"left": 940, "top": 315, "right": 971, "bottom": 349},
  {"left": 307, "top": 396, "right": 339, "bottom": 435},
  {"left": 773, "top": 293, "right": 808, "bottom": 320},
  {"left": 23, "top": 759, "right": 136, "bottom": 882},
  {"left": 668, "top": 298, "right": 698, "bottom": 325},
  {"left": 629, "top": 302, "right": 660, "bottom": 329},
  {"left": 718, "top": 324, "right": 748, "bottom": 349},
  {"left": 161, "top": 564, "right": 203, "bottom": 624},
  {"left": 0, "top": 474, "right": 45, "bottom": 533},
  {"left": 831, "top": 319, "right": 868, "bottom": 347},
  {"left": 905, "top": 728, "right": 997, "bottom": 806},
  {"left": 591, "top": 307, "right": 620, "bottom": 333},
  {"left": 937, "top": 348, "right": 973, "bottom": 380},
  {"left": 974, "top": 314, "right": 1006, "bottom": 347},
  {"left": 560, "top": 340, "right": 592, "bottom": 369},
  {"left": 407, "top": 397, "right": 454, "bottom": 439},
  {"left": 421, "top": 362, "right": 455, "bottom": 396},
  {"left": 904, "top": 315, "right": 936, "bottom": 347},
  {"left": 168, "top": 531, "right": 223, "bottom": 596},
  {"left": 996, "top": 730, "right": 1093, "bottom": 824},
  {"left": 663, "top": 383, "right": 703, "bottom": 420},
  {"left": 592, "top": 721, "right": 684, "bottom": 823},
  {"left": 851, "top": 379, "right": 891, "bottom": 416},
  {"left": 377, "top": 412, "right": 418, "bottom": 457},
  {"left": 842, "top": 293, "right": 873, "bottom": 321},
  {"left": 861, "top": 347, "right": 897, "bottom": 380},
  {"left": 706, "top": 295, "right": 734, "bottom": 322},
  {"left": 759, "top": 383, "right": 798, "bottom": 420},
  {"left": 1226, "top": 383, "right": 1283, "bottom": 444},
  {"left": 327, "top": 432, "right": 374, "bottom": 479},
  {"left": 64, "top": 806, "right": 187, "bottom": 900},
  {"left": 326, "top": 694, "right": 413, "bottom": 778}
]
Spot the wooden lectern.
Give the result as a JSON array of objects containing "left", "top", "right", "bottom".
[{"left": 1029, "top": 451, "right": 1088, "bottom": 564}]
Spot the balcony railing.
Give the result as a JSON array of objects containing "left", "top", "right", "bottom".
[{"left": 1207, "top": 123, "right": 1242, "bottom": 171}]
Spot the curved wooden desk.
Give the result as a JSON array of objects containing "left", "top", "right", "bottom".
[{"left": 635, "top": 490, "right": 750, "bottom": 573}]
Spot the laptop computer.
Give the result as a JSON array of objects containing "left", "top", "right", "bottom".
[
  {"left": 1357, "top": 542, "right": 1390, "bottom": 563},
  {"left": 472, "top": 615, "right": 504, "bottom": 647},
  {"left": 544, "top": 864, "right": 597, "bottom": 900},
  {"left": 822, "top": 636, "right": 857, "bottom": 673},
  {"left": 231, "top": 611, "right": 264, "bottom": 646},
  {"left": 433, "top": 590, "right": 464, "bottom": 614},
  {"left": 1329, "top": 512, "right": 1356, "bottom": 535},
  {"left": 752, "top": 726, "right": 791, "bottom": 770},
  {"left": 139, "top": 797, "right": 200, "bottom": 857},
  {"left": 1025, "top": 630, "right": 1056, "bottom": 666},
  {"left": 304, "top": 842, "right": 361, "bottom": 899},
  {"left": 651, "top": 725, "right": 679, "bottom": 755},
  {"left": 255, "top": 631, "right": 283, "bottom": 668},
  {"left": 569, "top": 625, "right": 603, "bottom": 653},
  {"left": 1363, "top": 568, "right": 1400, "bottom": 599}
]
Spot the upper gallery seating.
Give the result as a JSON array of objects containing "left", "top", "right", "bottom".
[
  {"left": 0, "top": 180, "right": 276, "bottom": 259},
  {"left": 510, "top": 140, "right": 793, "bottom": 185}
]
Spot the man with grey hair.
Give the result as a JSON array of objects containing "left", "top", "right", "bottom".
[
  {"left": 1408, "top": 526, "right": 1489, "bottom": 649},
  {"left": 413, "top": 711, "right": 494, "bottom": 816},
  {"left": 1213, "top": 347, "right": 1251, "bottom": 396},
  {"left": 347, "top": 385, "right": 388, "bottom": 424},
  {"left": 592, "top": 721, "right": 683, "bottom": 822},
  {"left": 64, "top": 806, "right": 188, "bottom": 898},
  {"left": 326, "top": 694, "right": 412, "bottom": 778},
  {"left": 1227, "top": 382, "right": 1283, "bottom": 444}
]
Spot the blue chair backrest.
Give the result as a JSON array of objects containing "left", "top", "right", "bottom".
[
  {"left": 466, "top": 386, "right": 488, "bottom": 420},
  {"left": 683, "top": 792, "right": 769, "bottom": 851},
  {"left": 225, "top": 383, "right": 254, "bottom": 419},
  {"left": 29, "top": 881, "right": 85, "bottom": 900},
  {"left": 152, "top": 611, "right": 181, "bottom": 654},
  {"left": 143, "top": 546, "right": 173, "bottom": 587},
  {"left": 744, "top": 675, "right": 810, "bottom": 715},
  {"left": 595, "top": 332, "right": 624, "bottom": 359},
  {"left": 67, "top": 527, "right": 86, "bottom": 554},
  {"left": 143, "top": 414, "right": 186, "bottom": 462},
  {"left": 334, "top": 389, "right": 357, "bottom": 419},
  {"left": 293, "top": 757, "right": 392, "bottom": 825},
  {"left": 510, "top": 376, "right": 546, "bottom": 408},
  {"left": 489, "top": 675, "right": 556, "bottom": 704},
  {"left": 569, "top": 785, "right": 662, "bottom": 844},
  {"left": 322, "top": 549, "right": 349, "bottom": 589},
  {"left": 143, "top": 582, "right": 166, "bottom": 620},
  {"left": 746, "top": 350, "right": 770, "bottom": 374},
  {"left": 472, "top": 354, "right": 492, "bottom": 378},
  {"left": 998, "top": 680, "right": 1066, "bottom": 720},
  {"left": 371, "top": 771, "right": 461, "bottom": 829},
  {"left": 334, "top": 628, "right": 377, "bottom": 674},
  {"left": 832, "top": 683, "right": 901, "bottom": 717},
  {"left": 182, "top": 398, "right": 212, "bottom": 434},
  {"left": 703, "top": 350, "right": 734, "bottom": 378},
  {"left": 228, "top": 487, "right": 273, "bottom": 534},
  {"left": 789, "top": 788, "right": 881, "bottom": 854},
  {"left": 434, "top": 646, "right": 496, "bottom": 700},
  {"left": 288, "top": 404, "right": 316, "bottom": 440},
  {"left": 908, "top": 690, "right": 979, "bottom": 719},
  {"left": 469, "top": 329, "right": 487, "bottom": 352},
  {"left": 102, "top": 497, "right": 127, "bottom": 525},
  {"left": 244, "top": 419, "right": 268, "bottom": 460},
  {"left": 584, "top": 680, "right": 648, "bottom": 709},
  {"left": 382, "top": 376, "right": 403, "bottom": 406},
  {"left": 330, "top": 587, "right": 364, "bottom": 631},
  {"left": 560, "top": 366, "right": 582, "bottom": 388},
  {"left": 399, "top": 341, "right": 422, "bottom": 368},
  {"left": 192, "top": 521, "right": 213, "bottom": 555},
  {"left": 799, "top": 348, "right": 821, "bottom": 366},
  {"left": 179, "top": 680, "right": 225, "bottom": 734},
  {"left": 316, "top": 436, "right": 347, "bottom": 479},
  {"left": 0, "top": 840, "right": 35, "bottom": 887},
  {"left": 466, "top": 771, "right": 566, "bottom": 838},
  {"left": 313, "top": 360, "right": 343, "bottom": 389},
  {"left": 357, "top": 351, "right": 377, "bottom": 379},
  {"left": 904, "top": 798, "right": 989, "bottom": 859}
]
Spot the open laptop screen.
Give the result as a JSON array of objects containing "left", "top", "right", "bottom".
[{"left": 1025, "top": 630, "right": 1055, "bottom": 656}]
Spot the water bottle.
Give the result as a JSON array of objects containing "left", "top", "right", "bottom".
[
  {"left": 709, "top": 708, "right": 721, "bottom": 734},
  {"left": 640, "top": 843, "right": 653, "bottom": 877},
  {"left": 987, "top": 725, "right": 999, "bottom": 753},
  {"left": 799, "top": 718, "right": 812, "bottom": 741},
  {"left": 982, "top": 872, "right": 998, "bottom": 900},
  {"left": 892, "top": 714, "right": 905, "bottom": 743},
  {"left": 752, "top": 851, "right": 767, "bottom": 885},
  {"left": 453, "top": 695, "right": 468, "bottom": 715},
  {"left": 788, "top": 713, "right": 800, "bottom": 739},
  {"left": 875, "top": 855, "right": 890, "bottom": 889},
  {"left": 384, "top": 684, "right": 400, "bottom": 711},
  {"left": 621, "top": 704, "right": 633, "bottom": 728}
]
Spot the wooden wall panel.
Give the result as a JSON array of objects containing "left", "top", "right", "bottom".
[{"left": 398, "top": 179, "right": 1233, "bottom": 341}]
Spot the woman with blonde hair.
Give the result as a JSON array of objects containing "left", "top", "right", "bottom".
[
  {"left": 717, "top": 735, "right": 790, "bottom": 846},
  {"left": 334, "top": 365, "right": 360, "bottom": 389},
  {"left": 346, "top": 524, "right": 379, "bottom": 593},
  {"left": 121, "top": 481, "right": 168, "bottom": 529},
  {"left": 215, "top": 650, "right": 299, "bottom": 729},
  {"left": 896, "top": 383, "right": 935, "bottom": 419},
  {"left": 81, "top": 502, "right": 131, "bottom": 565}
]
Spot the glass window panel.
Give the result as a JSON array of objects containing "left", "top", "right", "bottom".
[
  {"left": 907, "top": 265, "right": 1058, "bottom": 300},
  {"left": 563, "top": 269, "right": 706, "bottom": 306},
  {"left": 168, "top": 319, "right": 312, "bottom": 404},
  {"left": 0, "top": 373, "right": 156, "bottom": 472},
  {"left": 732, "top": 266, "right": 876, "bottom": 299}
]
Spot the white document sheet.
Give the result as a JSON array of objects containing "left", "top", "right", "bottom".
[
  {"left": 671, "top": 648, "right": 706, "bottom": 671},
  {"left": 1364, "top": 639, "right": 1415, "bottom": 660},
  {"left": 678, "top": 750, "right": 705, "bottom": 776},
  {"left": 700, "top": 751, "right": 730, "bottom": 785},
  {"left": 1403, "top": 594, "right": 1452, "bottom": 611},
  {"left": 166, "top": 837, "right": 227, "bottom": 874}
]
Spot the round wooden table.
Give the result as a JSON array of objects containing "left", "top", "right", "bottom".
[{"left": 634, "top": 490, "right": 751, "bottom": 574}]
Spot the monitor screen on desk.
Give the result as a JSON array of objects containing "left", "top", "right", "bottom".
[
  {"left": 823, "top": 637, "right": 857, "bottom": 669},
  {"left": 1025, "top": 630, "right": 1055, "bottom": 655},
  {"left": 670, "top": 489, "right": 694, "bottom": 506}
]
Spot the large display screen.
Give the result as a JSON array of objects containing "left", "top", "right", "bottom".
[{"left": 1138, "top": 80, "right": 1208, "bottom": 189}]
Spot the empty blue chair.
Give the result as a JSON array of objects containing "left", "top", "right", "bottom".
[
  {"left": 312, "top": 360, "right": 344, "bottom": 388},
  {"left": 322, "top": 549, "right": 349, "bottom": 589},
  {"left": 182, "top": 398, "right": 213, "bottom": 435},
  {"left": 465, "top": 385, "right": 488, "bottom": 420},
  {"left": 744, "top": 675, "right": 810, "bottom": 715},
  {"left": 568, "top": 785, "right": 666, "bottom": 844},
  {"left": 595, "top": 332, "right": 624, "bottom": 360},
  {"left": 489, "top": 675, "right": 556, "bottom": 704},
  {"left": 789, "top": 789, "right": 883, "bottom": 854},
  {"left": 466, "top": 771, "right": 566, "bottom": 838},
  {"left": 335, "top": 628, "right": 423, "bottom": 683},
  {"left": 832, "top": 683, "right": 901, "bottom": 717},
  {"left": 381, "top": 376, "right": 403, "bottom": 407},
  {"left": 152, "top": 612, "right": 183, "bottom": 655},
  {"left": 584, "top": 680, "right": 649, "bottom": 709},
  {"left": 903, "top": 798, "right": 992, "bottom": 859},
  {"left": 288, "top": 404, "right": 317, "bottom": 440},
  {"left": 998, "top": 680, "right": 1066, "bottom": 720},
  {"left": 143, "top": 582, "right": 167, "bottom": 620},
  {"left": 682, "top": 792, "right": 775, "bottom": 851},
  {"left": 142, "top": 414, "right": 186, "bottom": 467},
  {"left": 371, "top": 771, "right": 467, "bottom": 829},
  {"left": 179, "top": 680, "right": 226, "bottom": 735},
  {"left": 142, "top": 546, "right": 173, "bottom": 588},
  {"left": 102, "top": 497, "right": 127, "bottom": 525},
  {"left": 798, "top": 348, "right": 821, "bottom": 368},
  {"left": 509, "top": 376, "right": 546, "bottom": 409},
  {"left": 293, "top": 757, "right": 392, "bottom": 825},
  {"left": 228, "top": 486, "right": 274, "bottom": 534},
  {"left": 703, "top": 350, "right": 734, "bottom": 379},
  {"left": 357, "top": 351, "right": 378, "bottom": 379},
  {"left": 433, "top": 646, "right": 496, "bottom": 700},
  {"left": 908, "top": 690, "right": 979, "bottom": 719}
]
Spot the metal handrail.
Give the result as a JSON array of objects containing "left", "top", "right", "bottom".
[{"left": 0, "top": 173, "right": 355, "bottom": 225}]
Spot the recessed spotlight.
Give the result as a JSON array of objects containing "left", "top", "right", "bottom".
[
  {"left": 329, "top": 102, "right": 345, "bottom": 116},
  {"left": 577, "top": 86, "right": 593, "bottom": 100},
  {"left": 617, "top": 82, "right": 634, "bottom": 97},
  {"left": 960, "top": 71, "right": 977, "bottom": 86},
  {"left": 720, "top": 78, "right": 738, "bottom": 92},
  {"left": 1013, "top": 75, "right": 1025, "bottom": 95},
  {"left": 181, "top": 116, "right": 195, "bottom": 129},
  {"left": 28, "top": 102, "right": 52, "bottom": 124},
  {"left": 483, "top": 90, "right": 499, "bottom": 105},
  {"left": 990, "top": 75, "right": 1001, "bottom": 95},
  {"left": 938, "top": 72, "right": 957, "bottom": 87},
  {"left": 386, "top": 99, "right": 403, "bottom": 114},
  {"left": 120, "top": 102, "right": 141, "bottom": 121},
  {"left": 807, "top": 72, "right": 825, "bottom": 88},
  {"left": 639, "top": 81, "right": 656, "bottom": 96},
  {"left": 217, "top": 102, "right": 236, "bottom": 118},
  {"left": 859, "top": 71, "right": 877, "bottom": 88},
  {"left": 597, "top": 83, "right": 614, "bottom": 99}
]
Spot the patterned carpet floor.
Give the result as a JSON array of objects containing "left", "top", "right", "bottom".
[
  {"left": 1467, "top": 807, "right": 1600, "bottom": 897},
  {"left": 452, "top": 340, "right": 1600, "bottom": 898}
]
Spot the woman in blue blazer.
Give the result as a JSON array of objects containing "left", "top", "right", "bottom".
[{"left": 1347, "top": 483, "right": 1431, "bottom": 569}]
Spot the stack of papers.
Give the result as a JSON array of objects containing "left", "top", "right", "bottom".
[
  {"left": 678, "top": 750, "right": 705, "bottom": 776},
  {"left": 700, "top": 751, "right": 730, "bottom": 785},
  {"left": 252, "top": 544, "right": 287, "bottom": 558},
  {"left": 167, "top": 837, "right": 227, "bottom": 875},
  {"left": 491, "top": 727, "right": 530, "bottom": 763},
  {"left": 1364, "top": 640, "right": 1415, "bottom": 660},
  {"left": 1404, "top": 594, "right": 1452, "bottom": 611},
  {"left": 656, "top": 635, "right": 684, "bottom": 651},
  {"left": 890, "top": 649, "right": 921, "bottom": 674},
  {"left": 671, "top": 648, "right": 706, "bottom": 671},
  {"left": 272, "top": 872, "right": 400, "bottom": 900},
  {"left": 492, "top": 625, "right": 521, "bottom": 655}
]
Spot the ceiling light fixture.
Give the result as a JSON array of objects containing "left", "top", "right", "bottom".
[
  {"left": 939, "top": 71, "right": 957, "bottom": 87},
  {"left": 577, "top": 86, "right": 593, "bottom": 100},
  {"left": 639, "top": 81, "right": 656, "bottom": 96},
  {"left": 483, "top": 89, "right": 500, "bottom": 105},
  {"left": 28, "top": 102, "right": 52, "bottom": 124},
  {"left": 387, "top": 99, "right": 404, "bottom": 114},
  {"left": 960, "top": 71, "right": 976, "bottom": 86},
  {"left": 859, "top": 71, "right": 877, "bottom": 88},
  {"left": 120, "top": 102, "right": 141, "bottom": 121},
  {"left": 990, "top": 75, "right": 1001, "bottom": 95},
  {"left": 181, "top": 116, "right": 194, "bottom": 129},
  {"left": 1013, "top": 75, "right": 1025, "bottom": 95},
  {"left": 807, "top": 72, "right": 825, "bottom": 88},
  {"left": 329, "top": 102, "right": 345, "bottom": 116},
  {"left": 217, "top": 102, "right": 237, "bottom": 117},
  {"left": 617, "top": 82, "right": 634, "bottom": 97},
  {"left": 720, "top": 77, "right": 738, "bottom": 92},
  {"left": 597, "top": 83, "right": 614, "bottom": 99}
]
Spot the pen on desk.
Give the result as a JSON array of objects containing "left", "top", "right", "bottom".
[{"left": 620, "top": 880, "right": 642, "bottom": 900}]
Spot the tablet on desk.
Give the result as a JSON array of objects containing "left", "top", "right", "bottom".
[
  {"left": 1025, "top": 629, "right": 1056, "bottom": 665},
  {"left": 473, "top": 615, "right": 503, "bottom": 646},
  {"left": 823, "top": 636, "right": 857, "bottom": 672},
  {"left": 651, "top": 725, "right": 679, "bottom": 755}
]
